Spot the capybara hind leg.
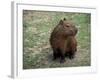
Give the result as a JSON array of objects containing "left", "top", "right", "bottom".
[
  {"left": 53, "top": 53, "right": 57, "bottom": 60},
  {"left": 52, "top": 49, "right": 58, "bottom": 60},
  {"left": 69, "top": 52, "right": 75, "bottom": 59},
  {"left": 65, "top": 52, "right": 69, "bottom": 58}
]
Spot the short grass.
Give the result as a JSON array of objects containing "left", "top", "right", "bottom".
[{"left": 23, "top": 10, "right": 91, "bottom": 69}]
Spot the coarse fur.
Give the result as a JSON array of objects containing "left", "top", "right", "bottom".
[{"left": 50, "top": 18, "right": 78, "bottom": 63}]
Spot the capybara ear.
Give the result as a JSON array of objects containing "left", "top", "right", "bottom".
[
  {"left": 59, "top": 20, "right": 63, "bottom": 25},
  {"left": 63, "top": 18, "right": 66, "bottom": 21}
]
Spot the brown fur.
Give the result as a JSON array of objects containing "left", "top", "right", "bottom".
[{"left": 50, "top": 18, "right": 78, "bottom": 63}]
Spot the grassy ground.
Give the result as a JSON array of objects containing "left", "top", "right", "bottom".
[{"left": 23, "top": 10, "right": 91, "bottom": 69}]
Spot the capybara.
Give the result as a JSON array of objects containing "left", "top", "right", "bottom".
[{"left": 50, "top": 18, "right": 78, "bottom": 63}]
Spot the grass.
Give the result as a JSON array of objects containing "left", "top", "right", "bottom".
[{"left": 23, "top": 10, "right": 91, "bottom": 69}]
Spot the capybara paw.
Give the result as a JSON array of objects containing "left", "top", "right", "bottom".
[
  {"left": 69, "top": 55, "right": 74, "bottom": 59},
  {"left": 60, "top": 59, "right": 65, "bottom": 63}
]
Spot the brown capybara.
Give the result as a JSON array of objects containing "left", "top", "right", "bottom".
[{"left": 50, "top": 18, "right": 78, "bottom": 63}]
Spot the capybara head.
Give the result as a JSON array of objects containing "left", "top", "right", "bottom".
[{"left": 59, "top": 18, "right": 78, "bottom": 36}]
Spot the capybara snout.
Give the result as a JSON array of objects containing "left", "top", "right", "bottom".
[{"left": 50, "top": 18, "right": 78, "bottom": 63}]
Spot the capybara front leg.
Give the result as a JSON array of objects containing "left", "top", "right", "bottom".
[{"left": 60, "top": 53, "right": 65, "bottom": 63}]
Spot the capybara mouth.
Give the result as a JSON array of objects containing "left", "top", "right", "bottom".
[{"left": 67, "top": 30, "right": 75, "bottom": 36}]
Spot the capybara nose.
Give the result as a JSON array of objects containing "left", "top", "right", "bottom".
[{"left": 70, "top": 29, "right": 73, "bottom": 35}]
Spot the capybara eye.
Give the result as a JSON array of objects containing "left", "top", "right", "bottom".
[{"left": 66, "top": 25, "right": 69, "bottom": 27}]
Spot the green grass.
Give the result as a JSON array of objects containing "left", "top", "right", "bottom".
[{"left": 23, "top": 10, "right": 91, "bottom": 69}]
